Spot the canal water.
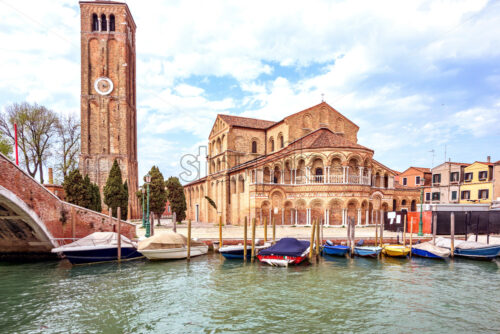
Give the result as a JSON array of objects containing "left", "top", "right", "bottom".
[{"left": 1, "top": 255, "right": 499, "bottom": 333}]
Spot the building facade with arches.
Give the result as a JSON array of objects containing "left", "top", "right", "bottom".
[{"left": 185, "top": 102, "right": 420, "bottom": 226}]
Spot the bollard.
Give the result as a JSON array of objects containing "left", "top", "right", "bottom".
[
  {"left": 309, "top": 219, "right": 316, "bottom": 260},
  {"left": 243, "top": 216, "right": 248, "bottom": 261},
  {"left": 450, "top": 212, "right": 455, "bottom": 259},
  {"left": 117, "top": 207, "right": 121, "bottom": 262},
  {"left": 251, "top": 218, "right": 256, "bottom": 262}
]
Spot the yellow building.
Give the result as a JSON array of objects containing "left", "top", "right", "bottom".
[{"left": 459, "top": 161, "right": 494, "bottom": 204}]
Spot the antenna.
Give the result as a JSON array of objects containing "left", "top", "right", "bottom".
[
  {"left": 321, "top": 93, "right": 325, "bottom": 102},
  {"left": 429, "top": 149, "right": 435, "bottom": 168}
]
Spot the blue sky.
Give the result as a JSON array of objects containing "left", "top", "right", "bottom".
[{"left": 0, "top": 0, "right": 499, "bottom": 184}]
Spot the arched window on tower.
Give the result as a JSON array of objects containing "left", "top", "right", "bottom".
[
  {"left": 109, "top": 14, "right": 115, "bottom": 31},
  {"left": 101, "top": 14, "right": 107, "bottom": 31},
  {"left": 279, "top": 135, "right": 284, "bottom": 148},
  {"left": 92, "top": 14, "right": 99, "bottom": 31},
  {"left": 251, "top": 141, "right": 257, "bottom": 153}
]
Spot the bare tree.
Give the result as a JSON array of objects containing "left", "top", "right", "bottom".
[
  {"left": 55, "top": 113, "right": 80, "bottom": 179},
  {"left": 0, "top": 102, "right": 59, "bottom": 183}
]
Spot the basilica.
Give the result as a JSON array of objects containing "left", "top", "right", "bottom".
[{"left": 184, "top": 102, "right": 420, "bottom": 226}]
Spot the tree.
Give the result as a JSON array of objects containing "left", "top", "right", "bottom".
[
  {"left": 55, "top": 113, "right": 80, "bottom": 179},
  {"left": 83, "top": 174, "right": 102, "bottom": 212},
  {"left": 63, "top": 169, "right": 92, "bottom": 208},
  {"left": 103, "top": 160, "right": 128, "bottom": 218},
  {"left": 0, "top": 132, "right": 12, "bottom": 159},
  {"left": 165, "top": 176, "right": 186, "bottom": 223},
  {"left": 145, "top": 166, "right": 167, "bottom": 227},
  {"left": 0, "top": 102, "right": 59, "bottom": 183}
]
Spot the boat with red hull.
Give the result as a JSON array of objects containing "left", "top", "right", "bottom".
[{"left": 257, "top": 238, "right": 310, "bottom": 267}]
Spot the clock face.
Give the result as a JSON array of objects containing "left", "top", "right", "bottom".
[{"left": 94, "top": 77, "right": 114, "bottom": 95}]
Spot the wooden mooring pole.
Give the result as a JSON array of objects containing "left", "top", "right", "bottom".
[
  {"left": 351, "top": 218, "right": 356, "bottom": 255},
  {"left": 409, "top": 217, "right": 413, "bottom": 258},
  {"left": 187, "top": 219, "right": 191, "bottom": 261},
  {"left": 264, "top": 216, "right": 268, "bottom": 243},
  {"left": 403, "top": 214, "right": 407, "bottom": 246},
  {"left": 379, "top": 215, "right": 384, "bottom": 247},
  {"left": 251, "top": 218, "right": 256, "bottom": 262},
  {"left": 272, "top": 216, "right": 276, "bottom": 244},
  {"left": 316, "top": 218, "right": 320, "bottom": 257},
  {"left": 450, "top": 212, "right": 455, "bottom": 259},
  {"left": 219, "top": 215, "right": 223, "bottom": 249},
  {"left": 375, "top": 215, "right": 378, "bottom": 247},
  {"left": 243, "top": 216, "right": 248, "bottom": 261},
  {"left": 117, "top": 207, "right": 121, "bottom": 262},
  {"left": 432, "top": 212, "right": 437, "bottom": 245},
  {"left": 309, "top": 219, "right": 316, "bottom": 260}
]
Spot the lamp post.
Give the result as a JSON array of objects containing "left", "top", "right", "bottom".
[
  {"left": 145, "top": 173, "right": 152, "bottom": 238},
  {"left": 141, "top": 187, "right": 146, "bottom": 228},
  {"left": 418, "top": 185, "right": 424, "bottom": 236}
]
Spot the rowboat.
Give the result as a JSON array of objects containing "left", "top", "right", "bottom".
[
  {"left": 411, "top": 242, "right": 450, "bottom": 259},
  {"left": 257, "top": 238, "right": 310, "bottom": 266},
  {"left": 435, "top": 237, "right": 500, "bottom": 261},
  {"left": 219, "top": 243, "right": 271, "bottom": 260},
  {"left": 383, "top": 244, "right": 410, "bottom": 258},
  {"left": 51, "top": 232, "right": 143, "bottom": 265},
  {"left": 353, "top": 246, "right": 382, "bottom": 258},
  {"left": 138, "top": 232, "right": 208, "bottom": 260},
  {"left": 322, "top": 241, "right": 350, "bottom": 257}
]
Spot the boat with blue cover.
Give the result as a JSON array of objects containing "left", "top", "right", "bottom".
[
  {"left": 257, "top": 238, "right": 310, "bottom": 266},
  {"left": 322, "top": 240, "right": 350, "bottom": 257},
  {"left": 219, "top": 242, "right": 271, "bottom": 260}
]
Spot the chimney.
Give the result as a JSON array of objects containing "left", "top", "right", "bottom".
[
  {"left": 48, "top": 168, "right": 54, "bottom": 185},
  {"left": 487, "top": 156, "right": 491, "bottom": 163}
]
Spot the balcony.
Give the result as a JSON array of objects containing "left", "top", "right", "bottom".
[{"left": 254, "top": 174, "right": 374, "bottom": 186}]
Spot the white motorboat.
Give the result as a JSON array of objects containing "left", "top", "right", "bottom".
[{"left": 138, "top": 232, "right": 208, "bottom": 260}]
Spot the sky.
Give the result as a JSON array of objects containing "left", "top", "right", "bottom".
[{"left": 0, "top": 0, "right": 499, "bottom": 184}]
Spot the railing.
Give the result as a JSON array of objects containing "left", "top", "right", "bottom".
[{"left": 253, "top": 174, "right": 383, "bottom": 186}]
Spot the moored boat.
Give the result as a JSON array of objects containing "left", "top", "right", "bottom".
[
  {"left": 411, "top": 242, "right": 450, "bottom": 259},
  {"left": 138, "top": 232, "right": 208, "bottom": 260},
  {"left": 435, "top": 237, "right": 500, "bottom": 261},
  {"left": 51, "top": 232, "right": 143, "bottom": 265},
  {"left": 322, "top": 240, "right": 350, "bottom": 257},
  {"left": 353, "top": 246, "right": 382, "bottom": 258},
  {"left": 257, "top": 238, "right": 310, "bottom": 266},
  {"left": 219, "top": 242, "right": 271, "bottom": 260},
  {"left": 383, "top": 244, "right": 410, "bottom": 258}
]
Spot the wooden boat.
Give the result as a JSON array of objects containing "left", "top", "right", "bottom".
[
  {"left": 411, "top": 242, "right": 450, "bottom": 259},
  {"left": 219, "top": 243, "right": 271, "bottom": 260},
  {"left": 435, "top": 237, "right": 500, "bottom": 261},
  {"left": 51, "top": 232, "right": 143, "bottom": 265},
  {"left": 383, "top": 244, "right": 410, "bottom": 258},
  {"left": 138, "top": 232, "right": 208, "bottom": 260},
  {"left": 257, "top": 238, "right": 310, "bottom": 266},
  {"left": 322, "top": 240, "right": 350, "bottom": 257},
  {"left": 353, "top": 246, "right": 382, "bottom": 258}
]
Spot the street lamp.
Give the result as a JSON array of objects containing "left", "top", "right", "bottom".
[
  {"left": 141, "top": 187, "right": 146, "bottom": 228},
  {"left": 145, "top": 173, "right": 152, "bottom": 238},
  {"left": 418, "top": 185, "right": 424, "bottom": 236}
]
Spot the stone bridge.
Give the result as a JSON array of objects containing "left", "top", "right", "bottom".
[{"left": 0, "top": 153, "right": 136, "bottom": 260}]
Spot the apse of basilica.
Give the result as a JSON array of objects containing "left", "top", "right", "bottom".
[{"left": 184, "top": 102, "right": 420, "bottom": 226}]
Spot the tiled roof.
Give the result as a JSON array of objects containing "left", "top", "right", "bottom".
[
  {"left": 283, "top": 102, "right": 359, "bottom": 129},
  {"left": 218, "top": 114, "right": 276, "bottom": 129},
  {"left": 473, "top": 161, "right": 494, "bottom": 166},
  {"left": 230, "top": 128, "right": 373, "bottom": 171},
  {"left": 411, "top": 167, "right": 431, "bottom": 173},
  {"left": 183, "top": 176, "right": 207, "bottom": 187}
]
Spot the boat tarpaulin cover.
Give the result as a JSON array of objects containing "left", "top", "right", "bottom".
[
  {"left": 138, "top": 232, "right": 205, "bottom": 250},
  {"left": 52, "top": 232, "right": 135, "bottom": 252},
  {"left": 412, "top": 242, "right": 451, "bottom": 257},
  {"left": 435, "top": 237, "right": 493, "bottom": 249},
  {"left": 258, "top": 238, "right": 309, "bottom": 257},
  {"left": 467, "top": 235, "right": 500, "bottom": 245}
]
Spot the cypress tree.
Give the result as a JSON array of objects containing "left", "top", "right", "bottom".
[
  {"left": 63, "top": 169, "right": 90, "bottom": 208},
  {"left": 165, "top": 176, "right": 186, "bottom": 223},
  {"left": 146, "top": 166, "right": 167, "bottom": 226},
  {"left": 103, "top": 160, "right": 127, "bottom": 218}
]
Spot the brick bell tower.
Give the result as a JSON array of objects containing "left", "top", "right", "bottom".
[{"left": 79, "top": 1, "right": 139, "bottom": 219}]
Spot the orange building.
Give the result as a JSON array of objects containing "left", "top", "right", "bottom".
[{"left": 397, "top": 167, "right": 431, "bottom": 205}]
